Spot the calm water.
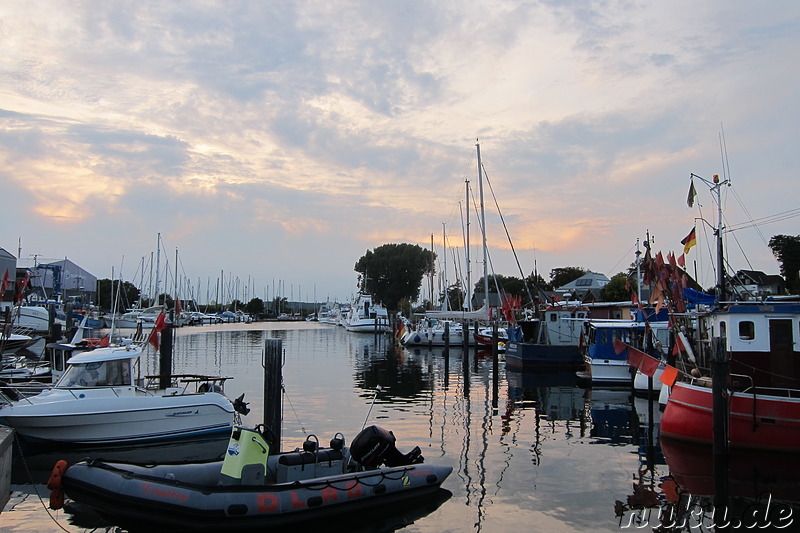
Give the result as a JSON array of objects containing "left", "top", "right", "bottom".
[{"left": 3, "top": 322, "right": 799, "bottom": 532}]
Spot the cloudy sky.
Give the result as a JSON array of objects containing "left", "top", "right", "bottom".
[{"left": 2, "top": 1, "right": 798, "bottom": 305}]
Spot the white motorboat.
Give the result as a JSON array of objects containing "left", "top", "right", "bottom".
[
  {"left": 0, "top": 340, "right": 248, "bottom": 445},
  {"left": 342, "top": 293, "right": 389, "bottom": 333}
]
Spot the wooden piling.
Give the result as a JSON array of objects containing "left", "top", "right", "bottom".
[{"left": 263, "top": 338, "right": 283, "bottom": 454}]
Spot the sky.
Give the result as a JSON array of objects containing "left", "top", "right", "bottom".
[{"left": 1, "top": 1, "right": 799, "bottom": 306}]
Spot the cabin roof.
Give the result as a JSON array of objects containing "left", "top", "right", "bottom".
[{"left": 67, "top": 344, "right": 142, "bottom": 364}]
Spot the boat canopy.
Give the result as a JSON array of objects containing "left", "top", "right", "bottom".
[
  {"left": 425, "top": 304, "right": 491, "bottom": 321},
  {"left": 66, "top": 342, "right": 142, "bottom": 364}
]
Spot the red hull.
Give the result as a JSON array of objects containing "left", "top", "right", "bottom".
[{"left": 661, "top": 381, "right": 800, "bottom": 451}]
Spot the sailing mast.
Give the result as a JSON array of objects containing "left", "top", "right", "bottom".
[
  {"left": 476, "top": 140, "right": 489, "bottom": 311},
  {"left": 465, "top": 171, "right": 471, "bottom": 311}
]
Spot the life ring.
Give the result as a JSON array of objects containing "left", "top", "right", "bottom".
[
  {"left": 0, "top": 381, "right": 20, "bottom": 402},
  {"left": 47, "top": 459, "right": 68, "bottom": 510}
]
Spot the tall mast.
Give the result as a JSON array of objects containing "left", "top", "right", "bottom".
[
  {"left": 465, "top": 173, "right": 471, "bottom": 311},
  {"left": 477, "top": 140, "right": 489, "bottom": 310},
  {"left": 712, "top": 174, "right": 726, "bottom": 302},
  {"left": 443, "top": 222, "right": 448, "bottom": 311},
  {"left": 155, "top": 233, "right": 161, "bottom": 306}
]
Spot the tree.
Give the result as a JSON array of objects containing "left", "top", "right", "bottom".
[
  {"left": 601, "top": 272, "right": 637, "bottom": 302},
  {"left": 549, "top": 267, "right": 587, "bottom": 290},
  {"left": 769, "top": 234, "right": 800, "bottom": 294},
  {"left": 245, "top": 297, "right": 265, "bottom": 317},
  {"left": 354, "top": 243, "right": 435, "bottom": 311},
  {"left": 96, "top": 279, "right": 140, "bottom": 313}
]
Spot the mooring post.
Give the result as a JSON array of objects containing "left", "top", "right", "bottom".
[
  {"left": 263, "top": 338, "right": 283, "bottom": 454},
  {"left": 443, "top": 321, "right": 450, "bottom": 388},
  {"left": 492, "top": 321, "right": 499, "bottom": 408},
  {"left": 158, "top": 318, "right": 173, "bottom": 390},
  {"left": 711, "top": 336, "right": 729, "bottom": 529}
]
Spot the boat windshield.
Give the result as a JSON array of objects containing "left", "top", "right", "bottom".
[{"left": 57, "top": 359, "right": 132, "bottom": 388}]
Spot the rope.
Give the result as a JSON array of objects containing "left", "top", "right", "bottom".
[
  {"left": 11, "top": 434, "right": 72, "bottom": 533},
  {"left": 281, "top": 384, "right": 306, "bottom": 433}
]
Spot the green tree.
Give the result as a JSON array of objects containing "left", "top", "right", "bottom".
[
  {"left": 96, "top": 279, "right": 141, "bottom": 313},
  {"left": 354, "top": 243, "right": 435, "bottom": 311},
  {"left": 245, "top": 297, "right": 265, "bottom": 316},
  {"left": 549, "top": 267, "right": 587, "bottom": 290},
  {"left": 601, "top": 272, "right": 637, "bottom": 302},
  {"left": 769, "top": 234, "right": 800, "bottom": 294},
  {"left": 441, "top": 281, "right": 465, "bottom": 311}
]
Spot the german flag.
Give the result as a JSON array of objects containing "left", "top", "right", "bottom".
[{"left": 681, "top": 227, "right": 697, "bottom": 254}]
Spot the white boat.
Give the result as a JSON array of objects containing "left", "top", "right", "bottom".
[
  {"left": 400, "top": 317, "right": 472, "bottom": 346},
  {"left": 582, "top": 319, "right": 670, "bottom": 387},
  {"left": 342, "top": 293, "right": 389, "bottom": 333},
  {"left": 1, "top": 304, "right": 66, "bottom": 333},
  {"left": 0, "top": 340, "right": 248, "bottom": 445}
]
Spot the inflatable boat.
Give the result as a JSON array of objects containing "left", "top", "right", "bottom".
[{"left": 55, "top": 424, "right": 452, "bottom": 531}]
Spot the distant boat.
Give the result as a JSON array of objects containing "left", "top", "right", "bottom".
[
  {"left": 581, "top": 318, "right": 670, "bottom": 387},
  {"left": 504, "top": 302, "right": 588, "bottom": 371},
  {"left": 342, "top": 293, "right": 389, "bottom": 333}
]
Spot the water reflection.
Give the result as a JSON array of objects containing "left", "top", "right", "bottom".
[{"left": 6, "top": 324, "right": 701, "bottom": 532}]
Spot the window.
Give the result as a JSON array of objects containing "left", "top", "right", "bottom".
[
  {"left": 575, "top": 279, "right": 593, "bottom": 287},
  {"left": 738, "top": 321, "right": 755, "bottom": 341}
]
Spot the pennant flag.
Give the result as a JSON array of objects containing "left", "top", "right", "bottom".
[
  {"left": 639, "top": 354, "right": 660, "bottom": 377},
  {"left": 687, "top": 180, "right": 697, "bottom": 207},
  {"left": 677, "top": 253, "right": 685, "bottom": 268},
  {"left": 660, "top": 365, "right": 679, "bottom": 387},
  {"left": 148, "top": 312, "right": 168, "bottom": 351},
  {"left": 681, "top": 227, "right": 697, "bottom": 254}
]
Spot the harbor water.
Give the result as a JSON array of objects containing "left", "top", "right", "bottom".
[{"left": 3, "top": 321, "right": 798, "bottom": 532}]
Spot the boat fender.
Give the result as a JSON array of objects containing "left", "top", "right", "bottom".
[
  {"left": 303, "top": 434, "right": 320, "bottom": 453},
  {"left": 330, "top": 432, "right": 345, "bottom": 451},
  {"left": 0, "top": 380, "right": 20, "bottom": 402},
  {"left": 47, "top": 460, "right": 68, "bottom": 510}
]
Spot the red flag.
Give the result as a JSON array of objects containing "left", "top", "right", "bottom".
[
  {"left": 13, "top": 273, "right": 29, "bottom": 304},
  {"left": 660, "top": 365, "right": 679, "bottom": 386},
  {"left": 99, "top": 334, "right": 110, "bottom": 348},
  {"left": 677, "top": 254, "right": 685, "bottom": 268},
  {"left": 153, "top": 312, "right": 167, "bottom": 333},
  {"left": 613, "top": 338, "right": 628, "bottom": 356},
  {"left": 1, "top": 269, "right": 9, "bottom": 296},
  {"left": 626, "top": 345, "right": 646, "bottom": 369},
  {"left": 667, "top": 252, "right": 677, "bottom": 269},
  {"left": 148, "top": 312, "right": 167, "bottom": 350},
  {"left": 148, "top": 329, "right": 159, "bottom": 350},
  {"left": 639, "top": 354, "right": 659, "bottom": 377}
]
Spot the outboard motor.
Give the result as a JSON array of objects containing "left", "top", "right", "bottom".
[{"left": 350, "top": 425, "right": 423, "bottom": 468}]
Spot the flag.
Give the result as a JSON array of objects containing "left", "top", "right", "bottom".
[
  {"left": 681, "top": 227, "right": 697, "bottom": 254},
  {"left": 175, "top": 298, "right": 182, "bottom": 315},
  {"left": 677, "top": 253, "right": 685, "bottom": 268},
  {"left": 0, "top": 269, "right": 8, "bottom": 296},
  {"left": 99, "top": 334, "right": 110, "bottom": 347},
  {"left": 148, "top": 312, "right": 168, "bottom": 350},
  {"left": 687, "top": 180, "right": 697, "bottom": 207},
  {"left": 13, "top": 273, "right": 29, "bottom": 304},
  {"left": 660, "top": 365, "right": 679, "bottom": 387}
]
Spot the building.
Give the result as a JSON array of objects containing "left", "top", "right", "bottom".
[
  {"left": 556, "top": 271, "right": 611, "bottom": 301},
  {"left": 0, "top": 247, "right": 16, "bottom": 301},
  {"left": 730, "top": 270, "right": 786, "bottom": 299},
  {"left": 19, "top": 258, "right": 98, "bottom": 304}
]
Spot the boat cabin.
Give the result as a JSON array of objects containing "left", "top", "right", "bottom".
[
  {"left": 56, "top": 342, "right": 137, "bottom": 388},
  {"left": 705, "top": 302, "right": 800, "bottom": 389}
]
